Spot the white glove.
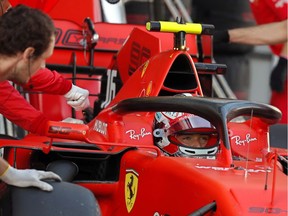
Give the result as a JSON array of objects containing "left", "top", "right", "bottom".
[
  {"left": 64, "top": 84, "right": 90, "bottom": 111},
  {"left": 0, "top": 166, "right": 61, "bottom": 191},
  {"left": 62, "top": 117, "right": 84, "bottom": 124}
]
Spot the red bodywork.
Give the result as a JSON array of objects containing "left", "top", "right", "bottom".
[
  {"left": 1, "top": 1, "right": 287, "bottom": 215},
  {"left": 16, "top": 0, "right": 210, "bottom": 121}
]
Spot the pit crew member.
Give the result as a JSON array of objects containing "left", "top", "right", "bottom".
[
  {"left": 0, "top": 5, "right": 64, "bottom": 191},
  {"left": 0, "top": 0, "right": 90, "bottom": 134},
  {"left": 214, "top": 0, "right": 287, "bottom": 123}
]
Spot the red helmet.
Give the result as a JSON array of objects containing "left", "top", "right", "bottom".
[{"left": 153, "top": 111, "right": 219, "bottom": 158}]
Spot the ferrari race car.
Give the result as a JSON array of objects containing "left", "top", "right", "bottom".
[{"left": 0, "top": 1, "right": 287, "bottom": 215}]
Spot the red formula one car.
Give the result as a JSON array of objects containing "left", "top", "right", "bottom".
[
  {"left": 2, "top": 0, "right": 288, "bottom": 213},
  {"left": 0, "top": 16, "right": 287, "bottom": 215}
]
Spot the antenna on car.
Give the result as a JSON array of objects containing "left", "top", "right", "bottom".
[{"left": 244, "top": 109, "right": 254, "bottom": 178}]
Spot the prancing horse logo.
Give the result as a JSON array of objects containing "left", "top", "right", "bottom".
[{"left": 125, "top": 169, "right": 139, "bottom": 213}]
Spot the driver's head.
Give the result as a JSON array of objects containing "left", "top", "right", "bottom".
[
  {"left": 153, "top": 111, "right": 219, "bottom": 158},
  {"left": 173, "top": 133, "right": 210, "bottom": 148}
]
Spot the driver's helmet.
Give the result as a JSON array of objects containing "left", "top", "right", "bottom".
[{"left": 153, "top": 110, "right": 219, "bottom": 158}]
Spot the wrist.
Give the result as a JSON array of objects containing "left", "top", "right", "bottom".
[
  {"left": 213, "top": 30, "right": 230, "bottom": 43},
  {"left": 64, "top": 84, "right": 76, "bottom": 99}
]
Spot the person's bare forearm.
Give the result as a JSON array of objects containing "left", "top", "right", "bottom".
[{"left": 228, "top": 20, "right": 287, "bottom": 45}]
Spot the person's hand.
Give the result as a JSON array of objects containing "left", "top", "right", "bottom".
[
  {"left": 270, "top": 57, "right": 287, "bottom": 92},
  {"left": 62, "top": 117, "right": 84, "bottom": 124},
  {"left": 64, "top": 84, "right": 90, "bottom": 111},
  {"left": 0, "top": 166, "right": 61, "bottom": 191}
]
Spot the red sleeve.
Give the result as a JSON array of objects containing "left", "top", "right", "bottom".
[
  {"left": 250, "top": 0, "right": 287, "bottom": 55},
  {"left": 22, "top": 68, "right": 72, "bottom": 95},
  {"left": 0, "top": 81, "right": 49, "bottom": 135}
]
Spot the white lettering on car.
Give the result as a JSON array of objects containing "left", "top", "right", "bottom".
[
  {"left": 195, "top": 165, "right": 270, "bottom": 173},
  {"left": 126, "top": 128, "right": 151, "bottom": 140},
  {"left": 231, "top": 133, "right": 257, "bottom": 146},
  {"left": 93, "top": 120, "right": 108, "bottom": 135}
]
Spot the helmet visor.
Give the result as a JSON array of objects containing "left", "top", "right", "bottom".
[{"left": 167, "top": 115, "right": 214, "bottom": 135}]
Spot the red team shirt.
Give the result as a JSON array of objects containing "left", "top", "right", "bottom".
[
  {"left": 0, "top": 0, "right": 73, "bottom": 135},
  {"left": 250, "top": 0, "right": 287, "bottom": 123},
  {"left": 0, "top": 69, "right": 72, "bottom": 135}
]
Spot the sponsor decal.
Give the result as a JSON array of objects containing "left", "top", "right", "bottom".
[
  {"left": 57, "top": 28, "right": 126, "bottom": 48},
  {"left": 48, "top": 126, "right": 86, "bottom": 135},
  {"left": 231, "top": 133, "right": 257, "bottom": 146},
  {"left": 195, "top": 165, "right": 270, "bottom": 173},
  {"left": 62, "top": 30, "right": 83, "bottom": 48},
  {"left": 140, "top": 88, "right": 146, "bottom": 97},
  {"left": 146, "top": 81, "right": 153, "bottom": 96},
  {"left": 248, "top": 207, "right": 288, "bottom": 214},
  {"left": 161, "top": 112, "right": 184, "bottom": 119},
  {"left": 98, "top": 37, "right": 126, "bottom": 45},
  {"left": 93, "top": 120, "right": 107, "bottom": 135},
  {"left": 141, "top": 60, "right": 149, "bottom": 78},
  {"left": 125, "top": 169, "right": 139, "bottom": 213},
  {"left": 126, "top": 128, "right": 151, "bottom": 140},
  {"left": 139, "top": 80, "right": 153, "bottom": 97}
]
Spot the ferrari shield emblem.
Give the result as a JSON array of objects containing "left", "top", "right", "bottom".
[{"left": 125, "top": 169, "right": 139, "bottom": 213}]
